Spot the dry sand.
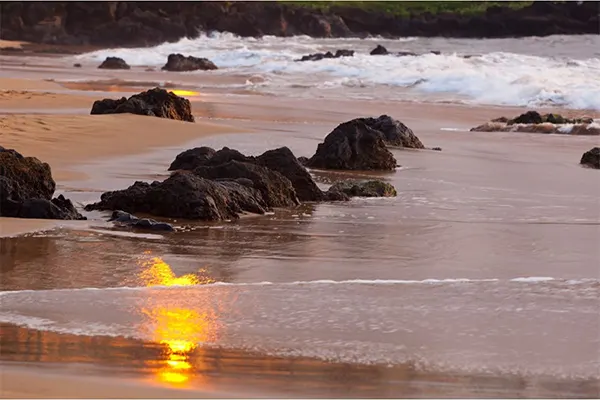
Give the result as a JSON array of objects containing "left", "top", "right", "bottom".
[{"left": 0, "top": 78, "right": 250, "bottom": 237}]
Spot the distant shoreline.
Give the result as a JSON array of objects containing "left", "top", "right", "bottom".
[{"left": 0, "top": 1, "right": 598, "bottom": 49}]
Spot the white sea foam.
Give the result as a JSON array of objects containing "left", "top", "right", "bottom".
[
  {"left": 1, "top": 276, "right": 595, "bottom": 298},
  {"left": 72, "top": 33, "right": 600, "bottom": 110}
]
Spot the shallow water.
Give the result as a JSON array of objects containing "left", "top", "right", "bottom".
[
  {"left": 1, "top": 34, "right": 600, "bottom": 396},
  {"left": 2, "top": 117, "right": 599, "bottom": 388}
]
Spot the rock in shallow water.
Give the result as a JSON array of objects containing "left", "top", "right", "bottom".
[
  {"left": 580, "top": 147, "right": 600, "bottom": 169},
  {"left": 108, "top": 210, "right": 174, "bottom": 231},
  {"left": 306, "top": 119, "right": 398, "bottom": 171},
  {"left": 98, "top": 56, "right": 130, "bottom": 70},
  {"left": 170, "top": 146, "right": 323, "bottom": 202},
  {"left": 84, "top": 172, "right": 270, "bottom": 221},
  {"left": 0, "top": 146, "right": 85, "bottom": 220},
  {"left": 327, "top": 180, "right": 397, "bottom": 198},
  {"left": 90, "top": 87, "right": 194, "bottom": 122},
  {"left": 161, "top": 53, "right": 218, "bottom": 72}
]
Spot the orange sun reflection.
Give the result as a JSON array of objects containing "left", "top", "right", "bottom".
[
  {"left": 138, "top": 255, "right": 217, "bottom": 386},
  {"left": 171, "top": 89, "right": 200, "bottom": 97}
]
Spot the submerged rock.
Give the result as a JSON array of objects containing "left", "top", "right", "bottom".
[
  {"left": 90, "top": 87, "right": 194, "bottom": 122},
  {"left": 161, "top": 53, "right": 218, "bottom": 72},
  {"left": 370, "top": 45, "right": 388, "bottom": 55},
  {"left": 327, "top": 180, "right": 397, "bottom": 198},
  {"left": 471, "top": 112, "right": 598, "bottom": 135},
  {"left": 108, "top": 210, "right": 174, "bottom": 231},
  {"left": 0, "top": 146, "right": 85, "bottom": 220},
  {"left": 297, "top": 49, "right": 355, "bottom": 62},
  {"left": 580, "top": 147, "right": 600, "bottom": 169},
  {"left": 306, "top": 119, "right": 397, "bottom": 171},
  {"left": 98, "top": 57, "right": 130, "bottom": 70}
]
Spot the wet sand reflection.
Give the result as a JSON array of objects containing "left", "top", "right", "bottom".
[{"left": 137, "top": 252, "right": 219, "bottom": 387}]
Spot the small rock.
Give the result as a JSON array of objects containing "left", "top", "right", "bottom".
[
  {"left": 297, "top": 49, "right": 354, "bottom": 62},
  {"left": 161, "top": 53, "right": 218, "bottom": 72},
  {"left": 73, "top": 63, "right": 82, "bottom": 68},
  {"left": 370, "top": 45, "right": 388, "bottom": 55},
  {"left": 580, "top": 147, "right": 600, "bottom": 169},
  {"left": 431, "top": 147, "right": 442, "bottom": 151},
  {"left": 98, "top": 57, "right": 131, "bottom": 70},
  {"left": 327, "top": 180, "right": 397, "bottom": 198}
]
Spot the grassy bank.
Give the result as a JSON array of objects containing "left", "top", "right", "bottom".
[{"left": 282, "top": 1, "right": 534, "bottom": 17}]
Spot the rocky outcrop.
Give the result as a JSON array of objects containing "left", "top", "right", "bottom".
[
  {"left": 98, "top": 56, "right": 130, "bottom": 70},
  {"left": 471, "top": 112, "right": 599, "bottom": 136},
  {"left": 0, "top": 2, "right": 597, "bottom": 48},
  {"left": 168, "top": 146, "right": 217, "bottom": 171},
  {"left": 327, "top": 180, "right": 397, "bottom": 198},
  {"left": 363, "top": 115, "right": 424, "bottom": 148},
  {"left": 306, "top": 119, "right": 398, "bottom": 171},
  {"left": 193, "top": 161, "right": 299, "bottom": 208},
  {"left": 297, "top": 49, "right": 354, "bottom": 62},
  {"left": 161, "top": 53, "right": 218, "bottom": 71},
  {"left": 580, "top": 147, "right": 600, "bottom": 169},
  {"left": 90, "top": 87, "right": 195, "bottom": 122},
  {"left": 108, "top": 210, "right": 174, "bottom": 231},
  {"left": 0, "top": 146, "right": 85, "bottom": 220},
  {"left": 255, "top": 147, "right": 323, "bottom": 202},
  {"left": 84, "top": 172, "right": 270, "bottom": 221},
  {"left": 169, "top": 146, "right": 323, "bottom": 202}
]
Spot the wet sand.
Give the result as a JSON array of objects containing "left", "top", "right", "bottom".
[{"left": 1, "top": 49, "right": 599, "bottom": 398}]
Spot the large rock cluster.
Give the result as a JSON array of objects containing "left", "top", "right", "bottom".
[
  {"left": 470, "top": 111, "right": 599, "bottom": 136},
  {"left": 0, "top": 146, "right": 85, "bottom": 220}
]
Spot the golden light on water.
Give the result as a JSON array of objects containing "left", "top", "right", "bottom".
[
  {"left": 171, "top": 89, "right": 201, "bottom": 97},
  {"left": 138, "top": 255, "right": 217, "bottom": 386}
]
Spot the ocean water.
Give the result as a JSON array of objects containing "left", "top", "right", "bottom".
[{"left": 72, "top": 33, "right": 600, "bottom": 110}]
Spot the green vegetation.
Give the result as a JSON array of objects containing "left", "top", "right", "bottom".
[{"left": 282, "top": 1, "right": 534, "bottom": 17}]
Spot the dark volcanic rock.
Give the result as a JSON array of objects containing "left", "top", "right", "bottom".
[
  {"left": 98, "top": 56, "right": 130, "bottom": 70},
  {"left": 580, "top": 147, "right": 600, "bottom": 169},
  {"left": 0, "top": 146, "right": 85, "bottom": 220},
  {"left": 327, "top": 180, "right": 397, "bottom": 198},
  {"left": 84, "top": 171, "right": 269, "bottom": 221},
  {"left": 508, "top": 111, "right": 543, "bottom": 125},
  {"left": 363, "top": 115, "right": 424, "bottom": 148},
  {"left": 108, "top": 210, "right": 174, "bottom": 231},
  {"left": 168, "top": 146, "right": 217, "bottom": 171},
  {"left": 306, "top": 120, "right": 397, "bottom": 171},
  {"left": 297, "top": 49, "right": 355, "bottom": 62},
  {"left": 73, "top": 62, "right": 82, "bottom": 68},
  {"left": 90, "top": 87, "right": 194, "bottom": 122},
  {"left": 256, "top": 147, "right": 323, "bottom": 202},
  {"left": 161, "top": 53, "right": 218, "bottom": 72},
  {"left": 193, "top": 161, "right": 299, "bottom": 208},
  {"left": 370, "top": 45, "right": 388, "bottom": 55},
  {"left": 297, "top": 156, "right": 310, "bottom": 166}
]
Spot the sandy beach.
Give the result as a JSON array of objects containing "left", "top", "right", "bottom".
[{"left": 1, "top": 36, "right": 599, "bottom": 398}]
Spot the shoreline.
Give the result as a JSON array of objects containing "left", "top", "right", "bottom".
[{"left": 1, "top": 323, "right": 597, "bottom": 399}]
